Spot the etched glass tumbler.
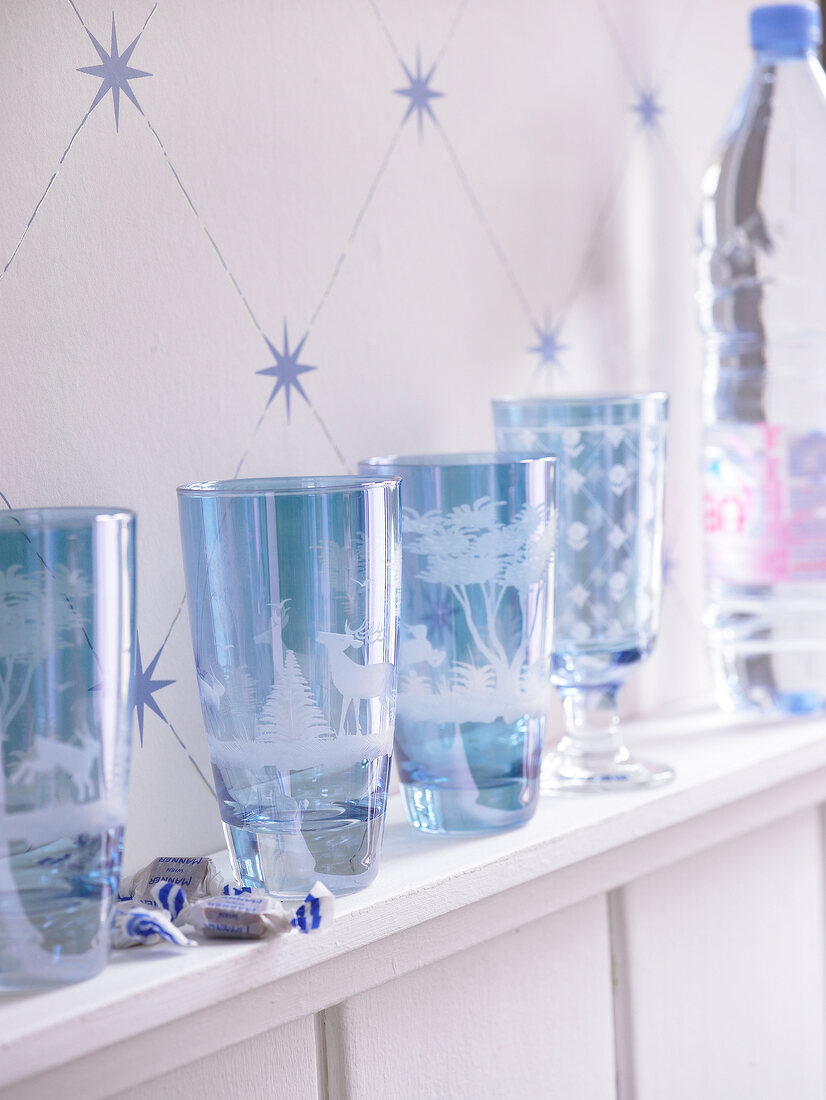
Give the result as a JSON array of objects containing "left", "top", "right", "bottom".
[
  {"left": 178, "top": 477, "right": 400, "bottom": 897},
  {"left": 0, "top": 507, "right": 136, "bottom": 991},
  {"left": 358, "top": 454, "right": 556, "bottom": 834},
  {"left": 493, "top": 394, "right": 673, "bottom": 791}
]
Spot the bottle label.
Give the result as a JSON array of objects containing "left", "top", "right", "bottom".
[{"left": 704, "top": 424, "right": 826, "bottom": 584}]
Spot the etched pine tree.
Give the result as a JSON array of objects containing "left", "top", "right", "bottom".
[
  {"left": 257, "top": 650, "right": 334, "bottom": 742},
  {"left": 223, "top": 666, "right": 258, "bottom": 741}
]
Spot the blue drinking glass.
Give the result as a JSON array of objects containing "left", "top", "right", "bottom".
[
  {"left": 358, "top": 454, "right": 556, "bottom": 834},
  {"left": 178, "top": 476, "right": 400, "bottom": 898},
  {"left": 493, "top": 394, "right": 673, "bottom": 792},
  {"left": 0, "top": 507, "right": 136, "bottom": 990}
]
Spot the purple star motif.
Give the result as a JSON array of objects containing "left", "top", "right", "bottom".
[
  {"left": 78, "top": 14, "right": 151, "bottom": 132},
  {"left": 529, "top": 318, "right": 566, "bottom": 374},
  {"left": 419, "top": 590, "right": 456, "bottom": 646},
  {"left": 394, "top": 50, "right": 444, "bottom": 139},
  {"left": 134, "top": 635, "right": 175, "bottom": 747},
  {"left": 632, "top": 88, "right": 664, "bottom": 129},
  {"left": 257, "top": 323, "right": 317, "bottom": 421}
]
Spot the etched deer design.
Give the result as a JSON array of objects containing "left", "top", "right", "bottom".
[
  {"left": 318, "top": 625, "right": 394, "bottom": 736},
  {"left": 10, "top": 726, "right": 99, "bottom": 802}
]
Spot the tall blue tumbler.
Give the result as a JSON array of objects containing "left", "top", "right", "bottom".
[
  {"left": 0, "top": 507, "right": 135, "bottom": 990},
  {"left": 178, "top": 477, "right": 400, "bottom": 897},
  {"left": 358, "top": 454, "right": 556, "bottom": 834}
]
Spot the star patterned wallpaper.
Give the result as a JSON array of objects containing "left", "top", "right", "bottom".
[{"left": 1, "top": 0, "right": 754, "bottom": 870}]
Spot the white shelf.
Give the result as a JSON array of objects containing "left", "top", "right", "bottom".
[{"left": 4, "top": 709, "right": 826, "bottom": 1094}]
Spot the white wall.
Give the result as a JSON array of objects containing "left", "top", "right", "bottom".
[{"left": 0, "top": 0, "right": 754, "bottom": 870}]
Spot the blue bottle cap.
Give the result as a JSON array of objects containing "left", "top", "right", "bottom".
[{"left": 750, "top": 3, "right": 822, "bottom": 53}]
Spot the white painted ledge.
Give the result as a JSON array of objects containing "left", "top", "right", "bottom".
[{"left": 3, "top": 709, "right": 826, "bottom": 1095}]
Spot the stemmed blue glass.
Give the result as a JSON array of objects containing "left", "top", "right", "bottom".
[
  {"left": 359, "top": 453, "right": 556, "bottom": 833},
  {"left": 178, "top": 476, "right": 401, "bottom": 897},
  {"left": 0, "top": 507, "right": 135, "bottom": 990},
  {"left": 493, "top": 394, "right": 673, "bottom": 792}
]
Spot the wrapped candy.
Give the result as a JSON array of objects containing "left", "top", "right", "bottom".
[
  {"left": 179, "top": 883, "right": 335, "bottom": 939},
  {"left": 118, "top": 855, "right": 225, "bottom": 908},
  {"left": 179, "top": 894, "right": 293, "bottom": 939},
  {"left": 111, "top": 903, "right": 196, "bottom": 949},
  {"left": 112, "top": 858, "right": 334, "bottom": 948}
]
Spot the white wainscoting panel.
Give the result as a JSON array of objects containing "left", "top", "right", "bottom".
[
  {"left": 112, "top": 1016, "right": 319, "bottom": 1100},
  {"left": 616, "top": 808, "right": 826, "bottom": 1100},
  {"left": 324, "top": 894, "right": 616, "bottom": 1100}
]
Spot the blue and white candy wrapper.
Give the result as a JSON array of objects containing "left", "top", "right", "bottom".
[
  {"left": 180, "top": 894, "right": 292, "bottom": 938},
  {"left": 179, "top": 883, "right": 335, "bottom": 939},
  {"left": 291, "top": 884, "right": 335, "bottom": 933},
  {"left": 118, "top": 855, "right": 225, "bottom": 908},
  {"left": 111, "top": 903, "right": 197, "bottom": 949},
  {"left": 112, "top": 869, "right": 334, "bottom": 947},
  {"left": 150, "top": 878, "right": 188, "bottom": 922}
]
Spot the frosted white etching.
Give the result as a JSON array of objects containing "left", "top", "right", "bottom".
[
  {"left": 259, "top": 650, "right": 333, "bottom": 738},
  {"left": 397, "top": 497, "right": 554, "bottom": 725},
  {"left": 0, "top": 565, "right": 89, "bottom": 733},
  {"left": 399, "top": 624, "right": 446, "bottom": 669},
  {"left": 562, "top": 429, "right": 584, "bottom": 457},
  {"left": 0, "top": 565, "right": 111, "bottom": 842},
  {"left": 318, "top": 622, "right": 394, "bottom": 736},
  {"left": 609, "top": 464, "right": 631, "bottom": 495},
  {"left": 0, "top": 565, "right": 114, "bottom": 979},
  {"left": 10, "top": 726, "right": 99, "bottom": 802},
  {"left": 316, "top": 537, "right": 368, "bottom": 617},
  {"left": 209, "top": 650, "right": 337, "bottom": 774},
  {"left": 204, "top": 619, "right": 393, "bottom": 777},
  {"left": 498, "top": 420, "right": 663, "bottom": 651},
  {"left": 566, "top": 521, "right": 589, "bottom": 552}
]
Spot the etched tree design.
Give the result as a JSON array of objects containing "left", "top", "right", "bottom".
[
  {"left": 257, "top": 650, "right": 334, "bottom": 742},
  {"left": 405, "top": 499, "right": 552, "bottom": 668},
  {"left": 223, "top": 666, "right": 258, "bottom": 741},
  {"left": 0, "top": 565, "right": 91, "bottom": 736},
  {"left": 402, "top": 498, "right": 553, "bottom": 714}
]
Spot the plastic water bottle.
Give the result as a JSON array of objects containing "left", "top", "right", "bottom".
[{"left": 697, "top": 3, "right": 826, "bottom": 714}]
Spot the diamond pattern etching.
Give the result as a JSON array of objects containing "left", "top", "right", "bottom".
[{"left": 546, "top": 424, "right": 662, "bottom": 650}]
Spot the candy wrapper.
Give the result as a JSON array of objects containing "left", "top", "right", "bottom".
[
  {"left": 180, "top": 883, "right": 335, "bottom": 939},
  {"left": 291, "top": 886, "right": 334, "bottom": 933},
  {"left": 113, "top": 855, "right": 334, "bottom": 948},
  {"left": 118, "top": 855, "right": 225, "bottom": 908},
  {"left": 112, "top": 903, "right": 197, "bottom": 949},
  {"left": 180, "top": 894, "right": 293, "bottom": 939}
]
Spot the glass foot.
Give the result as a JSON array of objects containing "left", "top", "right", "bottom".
[{"left": 540, "top": 747, "right": 674, "bottom": 794}]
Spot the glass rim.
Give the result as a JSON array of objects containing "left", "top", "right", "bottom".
[
  {"left": 492, "top": 391, "right": 668, "bottom": 409},
  {"left": 0, "top": 506, "right": 135, "bottom": 530},
  {"left": 360, "top": 451, "right": 557, "bottom": 469},
  {"left": 177, "top": 475, "right": 400, "bottom": 497}
]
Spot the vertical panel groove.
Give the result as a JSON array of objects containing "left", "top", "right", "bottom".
[
  {"left": 315, "top": 1010, "right": 330, "bottom": 1100},
  {"left": 608, "top": 888, "right": 636, "bottom": 1100}
]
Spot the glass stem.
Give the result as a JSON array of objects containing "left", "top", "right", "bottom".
[{"left": 557, "top": 684, "right": 623, "bottom": 762}]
